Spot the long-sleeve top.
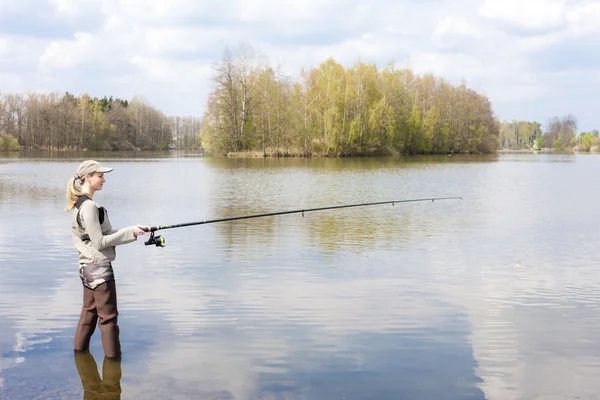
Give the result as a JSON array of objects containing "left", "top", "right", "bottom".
[{"left": 72, "top": 195, "right": 136, "bottom": 288}]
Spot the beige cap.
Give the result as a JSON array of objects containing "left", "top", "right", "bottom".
[{"left": 75, "top": 160, "right": 114, "bottom": 179}]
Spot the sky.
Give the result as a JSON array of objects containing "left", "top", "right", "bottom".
[{"left": 1, "top": 0, "right": 599, "bottom": 132}]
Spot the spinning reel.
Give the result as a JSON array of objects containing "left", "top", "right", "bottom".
[{"left": 144, "top": 230, "right": 166, "bottom": 247}]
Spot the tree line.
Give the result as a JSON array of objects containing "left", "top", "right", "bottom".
[
  {"left": 499, "top": 115, "right": 600, "bottom": 152},
  {"left": 4, "top": 44, "right": 596, "bottom": 155},
  {"left": 200, "top": 46, "right": 500, "bottom": 156},
  {"left": 0, "top": 92, "right": 201, "bottom": 151}
]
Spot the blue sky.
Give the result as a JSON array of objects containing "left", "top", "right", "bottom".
[{"left": 1, "top": 0, "right": 599, "bottom": 132}]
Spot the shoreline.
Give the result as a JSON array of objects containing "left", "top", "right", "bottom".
[{"left": 2, "top": 147, "right": 599, "bottom": 158}]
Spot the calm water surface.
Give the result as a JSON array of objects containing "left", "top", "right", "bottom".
[{"left": 1, "top": 151, "right": 599, "bottom": 399}]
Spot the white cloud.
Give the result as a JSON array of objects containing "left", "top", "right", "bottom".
[
  {"left": 0, "top": 0, "right": 30, "bottom": 12},
  {"left": 515, "top": 31, "right": 569, "bottom": 52},
  {"left": 90, "top": 0, "right": 230, "bottom": 25},
  {"left": 129, "top": 57, "right": 173, "bottom": 82},
  {"left": 0, "top": 0, "right": 599, "bottom": 129},
  {"left": 408, "top": 52, "right": 487, "bottom": 80},
  {"left": 39, "top": 32, "right": 102, "bottom": 70},
  {"left": 488, "top": 83, "right": 551, "bottom": 103},
  {"left": 234, "top": 0, "right": 335, "bottom": 22},
  {"left": 141, "top": 26, "right": 236, "bottom": 57},
  {"left": 0, "top": 38, "right": 9, "bottom": 57},
  {"left": 434, "top": 16, "right": 481, "bottom": 40},
  {"left": 0, "top": 36, "right": 46, "bottom": 67},
  {"left": 566, "top": 0, "right": 600, "bottom": 35},
  {"left": 129, "top": 56, "right": 212, "bottom": 85},
  {"left": 48, "top": 0, "right": 101, "bottom": 15},
  {"left": 478, "top": 0, "right": 567, "bottom": 30}
]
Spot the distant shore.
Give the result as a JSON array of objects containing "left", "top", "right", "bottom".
[
  {"left": 496, "top": 146, "right": 599, "bottom": 154},
  {"left": 2, "top": 146, "right": 599, "bottom": 157},
  {"left": 224, "top": 147, "right": 600, "bottom": 157}
]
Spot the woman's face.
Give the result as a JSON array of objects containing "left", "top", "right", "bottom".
[{"left": 86, "top": 172, "right": 106, "bottom": 191}]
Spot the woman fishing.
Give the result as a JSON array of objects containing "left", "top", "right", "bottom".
[{"left": 65, "top": 160, "right": 149, "bottom": 360}]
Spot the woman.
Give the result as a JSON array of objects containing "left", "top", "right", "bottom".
[{"left": 66, "top": 159, "right": 149, "bottom": 360}]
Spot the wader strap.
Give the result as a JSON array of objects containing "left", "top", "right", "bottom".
[{"left": 75, "top": 195, "right": 105, "bottom": 242}]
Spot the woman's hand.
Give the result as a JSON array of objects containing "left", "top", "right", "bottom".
[{"left": 133, "top": 225, "right": 151, "bottom": 237}]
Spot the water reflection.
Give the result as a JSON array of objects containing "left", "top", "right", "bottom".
[
  {"left": 202, "top": 153, "right": 502, "bottom": 171},
  {"left": 203, "top": 154, "right": 464, "bottom": 255},
  {"left": 74, "top": 350, "right": 122, "bottom": 400},
  {"left": 2, "top": 149, "right": 204, "bottom": 161},
  {"left": 118, "top": 326, "right": 485, "bottom": 400},
  {"left": 1, "top": 152, "right": 600, "bottom": 399}
]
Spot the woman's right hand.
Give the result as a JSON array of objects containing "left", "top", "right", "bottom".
[{"left": 133, "top": 225, "right": 151, "bottom": 237}]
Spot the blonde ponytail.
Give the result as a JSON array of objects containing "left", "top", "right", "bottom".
[{"left": 65, "top": 177, "right": 84, "bottom": 211}]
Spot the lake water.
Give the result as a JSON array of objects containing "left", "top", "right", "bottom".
[{"left": 1, "top": 151, "right": 599, "bottom": 400}]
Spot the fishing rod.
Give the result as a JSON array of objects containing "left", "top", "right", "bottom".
[{"left": 141, "top": 196, "right": 462, "bottom": 247}]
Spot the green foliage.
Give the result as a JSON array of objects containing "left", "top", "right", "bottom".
[
  {"left": 202, "top": 50, "right": 500, "bottom": 156},
  {"left": 0, "top": 132, "right": 20, "bottom": 151},
  {"left": 367, "top": 98, "right": 395, "bottom": 153},
  {"left": 419, "top": 107, "right": 437, "bottom": 153},
  {"left": 578, "top": 133, "right": 595, "bottom": 152},
  {"left": 552, "top": 138, "right": 564, "bottom": 150}
]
